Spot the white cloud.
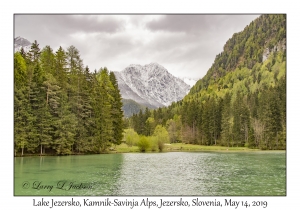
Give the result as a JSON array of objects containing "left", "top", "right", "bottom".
[{"left": 15, "top": 14, "right": 259, "bottom": 79}]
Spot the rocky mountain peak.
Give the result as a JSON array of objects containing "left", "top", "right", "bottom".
[
  {"left": 14, "top": 36, "right": 31, "bottom": 52},
  {"left": 115, "top": 63, "right": 191, "bottom": 108}
]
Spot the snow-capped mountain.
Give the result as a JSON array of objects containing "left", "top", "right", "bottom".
[
  {"left": 114, "top": 63, "right": 191, "bottom": 108},
  {"left": 14, "top": 36, "right": 31, "bottom": 52}
]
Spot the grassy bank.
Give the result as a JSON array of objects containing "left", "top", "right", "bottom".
[
  {"left": 111, "top": 143, "right": 260, "bottom": 153},
  {"left": 165, "top": 143, "right": 260, "bottom": 152},
  {"left": 14, "top": 143, "right": 265, "bottom": 156}
]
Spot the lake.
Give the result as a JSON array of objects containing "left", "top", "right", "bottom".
[{"left": 14, "top": 151, "right": 286, "bottom": 196}]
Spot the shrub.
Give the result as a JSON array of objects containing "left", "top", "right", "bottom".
[
  {"left": 153, "top": 125, "right": 170, "bottom": 152},
  {"left": 137, "top": 135, "right": 150, "bottom": 152},
  {"left": 149, "top": 136, "right": 158, "bottom": 152}
]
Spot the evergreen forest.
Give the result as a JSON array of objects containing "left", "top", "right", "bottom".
[{"left": 14, "top": 44, "right": 124, "bottom": 155}]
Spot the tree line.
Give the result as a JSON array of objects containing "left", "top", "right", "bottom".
[{"left": 14, "top": 42, "right": 124, "bottom": 155}]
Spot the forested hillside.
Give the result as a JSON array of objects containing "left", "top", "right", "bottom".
[
  {"left": 122, "top": 99, "right": 150, "bottom": 117},
  {"left": 14, "top": 43, "right": 124, "bottom": 155},
  {"left": 129, "top": 14, "right": 286, "bottom": 150}
]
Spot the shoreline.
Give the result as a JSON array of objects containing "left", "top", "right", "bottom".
[{"left": 14, "top": 143, "right": 285, "bottom": 157}]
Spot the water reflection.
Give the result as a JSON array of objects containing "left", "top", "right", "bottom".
[
  {"left": 114, "top": 152, "right": 285, "bottom": 196},
  {"left": 14, "top": 154, "right": 124, "bottom": 196},
  {"left": 14, "top": 151, "right": 285, "bottom": 196}
]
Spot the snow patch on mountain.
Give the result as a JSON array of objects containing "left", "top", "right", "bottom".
[
  {"left": 14, "top": 36, "right": 31, "bottom": 52},
  {"left": 115, "top": 63, "right": 191, "bottom": 108}
]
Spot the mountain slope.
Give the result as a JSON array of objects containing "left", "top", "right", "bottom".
[
  {"left": 115, "top": 63, "right": 191, "bottom": 108},
  {"left": 122, "top": 99, "right": 150, "bottom": 117},
  {"left": 114, "top": 70, "right": 161, "bottom": 108},
  {"left": 189, "top": 14, "right": 286, "bottom": 96}
]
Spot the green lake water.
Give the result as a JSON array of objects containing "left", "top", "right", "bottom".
[{"left": 14, "top": 151, "right": 286, "bottom": 196}]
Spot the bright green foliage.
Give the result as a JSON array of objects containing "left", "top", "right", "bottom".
[
  {"left": 14, "top": 52, "right": 27, "bottom": 87},
  {"left": 153, "top": 125, "right": 170, "bottom": 151},
  {"left": 137, "top": 135, "right": 150, "bottom": 152},
  {"left": 123, "top": 129, "right": 139, "bottom": 147},
  {"left": 189, "top": 14, "right": 286, "bottom": 95},
  {"left": 148, "top": 136, "right": 159, "bottom": 151}
]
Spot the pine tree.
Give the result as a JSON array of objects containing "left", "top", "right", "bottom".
[
  {"left": 74, "top": 66, "right": 94, "bottom": 153},
  {"left": 28, "top": 40, "right": 41, "bottom": 63},
  {"left": 92, "top": 68, "right": 114, "bottom": 151},
  {"left": 27, "top": 41, "right": 45, "bottom": 153},
  {"left": 53, "top": 94, "right": 76, "bottom": 154},
  {"left": 109, "top": 71, "right": 124, "bottom": 145},
  {"left": 54, "top": 47, "right": 68, "bottom": 89}
]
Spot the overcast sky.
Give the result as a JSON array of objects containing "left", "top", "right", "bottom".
[{"left": 15, "top": 14, "right": 259, "bottom": 79}]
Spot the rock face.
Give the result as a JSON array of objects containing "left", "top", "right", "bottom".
[
  {"left": 14, "top": 36, "right": 31, "bottom": 52},
  {"left": 114, "top": 63, "right": 191, "bottom": 108},
  {"left": 263, "top": 39, "right": 286, "bottom": 62}
]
